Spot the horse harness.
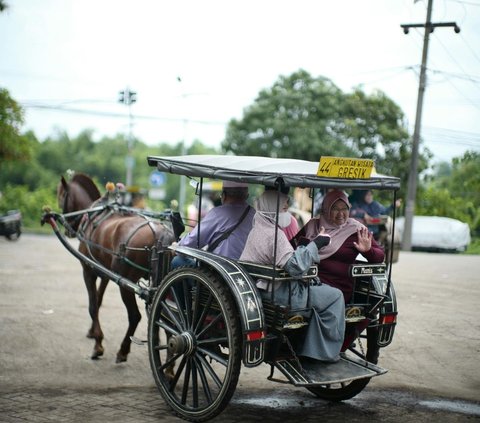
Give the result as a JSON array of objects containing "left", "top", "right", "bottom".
[{"left": 76, "top": 203, "right": 165, "bottom": 275}]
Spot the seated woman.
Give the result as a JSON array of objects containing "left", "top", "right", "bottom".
[
  {"left": 240, "top": 190, "right": 345, "bottom": 363},
  {"left": 264, "top": 185, "right": 299, "bottom": 241},
  {"left": 292, "top": 189, "right": 385, "bottom": 303}
]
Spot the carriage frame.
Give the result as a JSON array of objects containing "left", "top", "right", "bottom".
[{"left": 43, "top": 154, "right": 400, "bottom": 422}]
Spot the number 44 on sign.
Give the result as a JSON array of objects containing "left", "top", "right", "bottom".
[{"left": 316, "top": 156, "right": 374, "bottom": 179}]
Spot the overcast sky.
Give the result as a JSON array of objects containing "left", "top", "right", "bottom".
[{"left": 1, "top": 0, "right": 479, "bottom": 164}]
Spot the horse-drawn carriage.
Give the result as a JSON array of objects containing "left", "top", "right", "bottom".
[{"left": 42, "top": 155, "right": 399, "bottom": 422}]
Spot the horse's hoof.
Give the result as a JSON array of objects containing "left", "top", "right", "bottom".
[
  {"left": 91, "top": 348, "right": 104, "bottom": 360},
  {"left": 116, "top": 354, "right": 127, "bottom": 363},
  {"left": 165, "top": 367, "right": 175, "bottom": 381}
]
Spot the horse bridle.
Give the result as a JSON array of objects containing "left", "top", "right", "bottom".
[
  {"left": 61, "top": 181, "right": 83, "bottom": 234},
  {"left": 61, "top": 184, "right": 70, "bottom": 215}
]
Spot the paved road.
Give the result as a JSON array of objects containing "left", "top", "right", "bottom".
[{"left": 1, "top": 234, "right": 479, "bottom": 422}]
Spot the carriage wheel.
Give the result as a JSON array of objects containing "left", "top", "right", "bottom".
[
  {"left": 148, "top": 267, "right": 242, "bottom": 422},
  {"left": 306, "top": 325, "right": 380, "bottom": 401}
]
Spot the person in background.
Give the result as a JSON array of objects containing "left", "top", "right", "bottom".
[
  {"left": 292, "top": 189, "right": 385, "bottom": 303},
  {"left": 349, "top": 189, "right": 402, "bottom": 239},
  {"left": 240, "top": 190, "right": 345, "bottom": 363},
  {"left": 172, "top": 180, "right": 255, "bottom": 267}
]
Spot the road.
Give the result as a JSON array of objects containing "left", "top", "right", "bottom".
[{"left": 0, "top": 234, "right": 479, "bottom": 422}]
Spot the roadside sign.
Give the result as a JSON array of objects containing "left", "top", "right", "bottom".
[
  {"left": 317, "top": 156, "right": 374, "bottom": 179},
  {"left": 150, "top": 171, "right": 166, "bottom": 187}
]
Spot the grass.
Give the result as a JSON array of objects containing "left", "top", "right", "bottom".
[{"left": 465, "top": 237, "right": 480, "bottom": 255}]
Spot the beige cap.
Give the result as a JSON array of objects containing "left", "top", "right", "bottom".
[{"left": 222, "top": 180, "right": 248, "bottom": 189}]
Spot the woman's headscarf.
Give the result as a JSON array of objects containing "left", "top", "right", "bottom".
[
  {"left": 302, "top": 189, "right": 363, "bottom": 259},
  {"left": 240, "top": 191, "right": 294, "bottom": 267}
]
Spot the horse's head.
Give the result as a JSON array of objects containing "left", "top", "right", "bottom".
[{"left": 57, "top": 173, "right": 101, "bottom": 236}]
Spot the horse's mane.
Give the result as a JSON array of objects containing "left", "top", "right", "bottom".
[{"left": 72, "top": 173, "right": 101, "bottom": 201}]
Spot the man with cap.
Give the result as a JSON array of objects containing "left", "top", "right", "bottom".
[{"left": 173, "top": 180, "right": 255, "bottom": 262}]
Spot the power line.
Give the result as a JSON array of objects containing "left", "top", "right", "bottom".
[
  {"left": 448, "top": 0, "right": 480, "bottom": 7},
  {"left": 21, "top": 103, "right": 228, "bottom": 126},
  {"left": 460, "top": 33, "right": 480, "bottom": 65},
  {"left": 428, "top": 68, "right": 480, "bottom": 83},
  {"left": 424, "top": 126, "right": 480, "bottom": 138},
  {"left": 432, "top": 33, "right": 480, "bottom": 99}
]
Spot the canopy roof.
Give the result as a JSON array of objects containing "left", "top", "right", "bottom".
[{"left": 147, "top": 155, "right": 401, "bottom": 191}]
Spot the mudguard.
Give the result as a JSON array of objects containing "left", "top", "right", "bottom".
[{"left": 171, "top": 246, "right": 266, "bottom": 367}]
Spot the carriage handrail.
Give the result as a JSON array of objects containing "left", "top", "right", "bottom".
[{"left": 238, "top": 260, "right": 318, "bottom": 281}]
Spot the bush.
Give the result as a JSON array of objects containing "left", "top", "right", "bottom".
[{"left": 0, "top": 184, "right": 57, "bottom": 229}]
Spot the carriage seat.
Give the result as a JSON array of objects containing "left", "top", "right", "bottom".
[
  {"left": 237, "top": 260, "right": 317, "bottom": 282},
  {"left": 238, "top": 260, "right": 317, "bottom": 331}
]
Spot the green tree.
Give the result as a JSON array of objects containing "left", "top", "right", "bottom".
[
  {"left": 0, "top": 88, "right": 31, "bottom": 162},
  {"left": 418, "top": 151, "right": 480, "bottom": 236},
  {"left": 222, "top": 69, "right": 431, "bottom": 195},
  {"left": 0, "top": 184, "right": 57, "bottom": 227}
]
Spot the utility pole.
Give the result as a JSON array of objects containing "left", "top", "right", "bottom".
[
  {"left": 177, "top": 76, "right": 188, "bottom": 216},
  {"left": 118, "top": 87, "right": 137, "bottom": 187},
  {"left": 400, "top": 0, "right": 459, "bottom": 250}
]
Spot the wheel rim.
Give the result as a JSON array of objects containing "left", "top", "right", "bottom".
[{"left": 148, "top": 268, "right": 241, "bottom": 420}]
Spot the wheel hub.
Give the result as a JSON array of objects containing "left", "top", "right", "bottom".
[{"left": 168, "top": 332, "right": 195, "bottom": 356}]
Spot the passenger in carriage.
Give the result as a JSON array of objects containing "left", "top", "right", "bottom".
[
  {"left": 292, "top": 189, "right": 385, "bottom": 303},
  {"left": 172, "top": 180, "right": 255, "bottom": 267},
  {"left": 264, "top": 185, "right": 299, "bottom": 241},
  {"left": 240, "top": 190, "right": 345, "bottom": 363}
]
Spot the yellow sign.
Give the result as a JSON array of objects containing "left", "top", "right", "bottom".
[{"left": 316, "top": 156, "right": 374, "bottom": 179}]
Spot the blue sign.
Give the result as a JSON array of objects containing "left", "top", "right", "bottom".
[{"left": 150, "top": 171, "right": 166, "bottom": 187}]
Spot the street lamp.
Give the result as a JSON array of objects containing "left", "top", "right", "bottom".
[{"left": 118, "top": 87, "right": 137, "bottom": 187}]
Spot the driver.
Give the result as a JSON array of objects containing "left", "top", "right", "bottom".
[{"left": 172, "top": 180, "right": 255, "bottom": 267}]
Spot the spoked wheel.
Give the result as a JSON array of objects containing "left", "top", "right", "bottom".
[
  {"left": 307, "top": 324, "right": 380, "bottom": 401},
  {"left": 148, "top": 267, "right": 242, "bottom": 422}
]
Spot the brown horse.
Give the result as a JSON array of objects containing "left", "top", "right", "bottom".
[{"left": 57, "top": 173, "right": 175, "bottom": 362}]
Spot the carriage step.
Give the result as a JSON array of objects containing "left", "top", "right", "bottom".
[
  {"left": 271, "top": 354, "right": 387, "bottom": 387},
  {"left": 130, "top": 336, "right": 147, "bottom": 345}
]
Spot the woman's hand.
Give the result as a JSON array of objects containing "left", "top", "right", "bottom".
[
  {"left": 312, "top": 226, "right": 331, "bottom": 249},
  {"left": 353, "top": 227, "right": 372, "bottom": 253}
]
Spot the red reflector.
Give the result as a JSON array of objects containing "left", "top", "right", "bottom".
[
  {"left": 246, "top": 330, "right": 265, "bottom": 341},
  {"left": 381, "top": 314, "right": 397, "bottom": 324}
]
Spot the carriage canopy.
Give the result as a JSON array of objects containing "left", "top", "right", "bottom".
[{"left": 147, "top": 155, "right": 400, "bottom": 191}]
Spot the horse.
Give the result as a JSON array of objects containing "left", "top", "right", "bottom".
[{"left": 57, "top": 173, "right": 176, "bottom": 363}]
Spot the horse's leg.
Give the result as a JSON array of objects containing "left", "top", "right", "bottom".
[
  {"left": 87, "top": 277, "right": 109, "bottom": 337},
  {"left": 96, "top": 277, "right": 109, "bottom": 308},
  {"left": 83, "top": 268, "right": 105, "bottom": 359},
  {"left": 116, "top": 286, "right": 142, "bottom": 363}
]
